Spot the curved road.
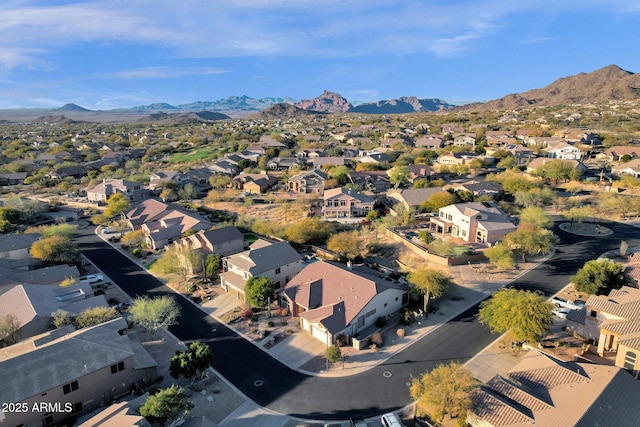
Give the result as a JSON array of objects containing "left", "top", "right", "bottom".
[{"left": 75, "top": 219, "right": 640, "bottom": 420}]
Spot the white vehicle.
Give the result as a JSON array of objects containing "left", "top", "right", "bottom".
[
  {"left": 551, "top": 296, "right": 584, "bottom": 311},
  {"left": 101, "top": 227, "right": 115, "bottom": 234},
  {"left": 552, "top": 307, "right": 570, "bottom": 319},
  {"left": 85, "top": 274, "right": 104, "bottom": 284},
  {"left": 381, "top": 413, "right": 404, "bottom": 427}
]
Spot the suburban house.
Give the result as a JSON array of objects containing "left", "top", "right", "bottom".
[
  {"left": 414, "top": 135, "right": 445, "bottom": 149},
  {"left": 387, "top": 188, "right": 447, "bottom": 212},
  {"left": 174, "top": 226, "right": 245, "bottom": 258},
  {"left": 0, "top": 283, "right": 109, "bottom": 340},
  {"left": 623, "top": 252, "right": 640, "bottom": 287},
  {"left": 125, "top": 199, "right": 213, "bottom": 250},
  {"left": 349, "top": 171, "right": 391, "bottom": 193},
  {"left": 452, "top": 133, "right": 476, "bottom": 147},
  {"left": 597, "top": 145, "right": 640, "bottom": 162},
  {"left": 407, "top": 164, "right": 435, "bottom": 182},
  {"left": 0, "top": 264, "right": 81, "bottom": 289},
  {"left": 545, "top": 141, "right": 581, "bottom": 160},
  {"left": 430, "top": 202, "right": 516, "bottom": 245},
  {"left": 0, "top": 318, "right": 157, "bottom": 427},
  {"left": 288, "top": 169, "right": 328, "bottom": 194},
  {"left": 86, "top": 178, "right": 149, "bottom": 203},
  {"left": 566, "top": 286, "right": 640, "bottom": 376},
  {"left": 267, "top": 157, "right": 301, "bottom": 170},
  {"left": 311, "top": 156, "right": 352, "bottom": 168},
  {"left": 149, "top": 170, "right": 191, "bottom": 190},
  {"left": 77, "top": 393, "right": 151, "bottom": 427},
  {"left": 437, "top": 151, "right": 481, "bottom": 166},
  {"left": 282, "top": 261, "right": 410, "bottom": 346},
  {"left": 468, "top": 349, "right": 640, "bottom": 427},
  {"left": 220, "top": 239, "right": 304, "bottom": 301},
  {"left": 322, "top": 187, "right": 375, "bottom": 219},
  {"left": 611, "top": 158, "right": 640, "bottom": 178},
  {"left": 0, "top": 233, "right": 41, "bottom": 270},
  {"left": 0, "top": 172, "right": 27, "bottom": 186},
  {"left": 230, "top": 172, "right": 277, "bottom": 194},
  {"left": 208, "top": 158, "right": 239, "bottom": 175},
  {"left": 525, "top": 136, "right": 565, "bottom": 148},
  {"left": 357, "top": 152, "right": 394, "bottom": 165}
]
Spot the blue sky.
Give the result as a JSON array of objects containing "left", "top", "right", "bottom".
[{"left": 1, "top": 0, "right": 639, "bottom": 110}]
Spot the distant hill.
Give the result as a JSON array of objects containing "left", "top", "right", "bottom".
[
  {"left": 34, "top": 115, "right": 80, "bottom": 124},
  {"left": 56, "top": 103, "right": 92, "bottom": 112},
  {"left": 459, "top": 64, "right": 640, "bottom": 111},
  {"left": 136, "top": 111, "right": 231, "bottom": 123},
  {"left": 249, "top": 103, "right": 325, "bottom": 120},
  {"left": 295, "top": 91, "right": 353, "bottom": 113},
  {"left": 350, "top": 96, "right": 453, "bottom": 113}
]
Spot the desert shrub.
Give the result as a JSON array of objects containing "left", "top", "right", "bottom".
[
  {"left": 336, "top": 334, "right": 348, "bottom": 347},
  {"left": 376, "top": 316, "right": 388, "bottom": 328},
  {"left": 325, "top": 345, "right": 342, "bottom": 363},
  {"left": 132, "top": 247, "right": 142, "bottom": 257},
  {"left": 370, "top": 332, "right": 384, "bottom": 347},
  {"left": 262, "top": 330, "right": 271, "bottom": 337},
  {"left": 108, "top": 297, "right": 120, "bottom": 305},
  {"left": 267, "top": 321, "right": 275, "bottom": 328}
]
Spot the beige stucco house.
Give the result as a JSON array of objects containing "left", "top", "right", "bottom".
[{"left": 430, "top": 202, "right": 516, "bottom": 245}]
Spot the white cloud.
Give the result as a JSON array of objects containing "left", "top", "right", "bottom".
[{"left": 105, "top": 66, "right": 229, "bottom": 80}]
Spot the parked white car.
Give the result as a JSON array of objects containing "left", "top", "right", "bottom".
[
  {"left": 551, "top": 296, "right": 585, "bottom": 311},
  {"left": 100, "top": 227, "right": 115, "bottom": 234},
  {"left": 85, "top": 274, "right": 104, "bottom": 283},
  {"left": 552, "top": 307, "right": 570, "bottom": 319}
]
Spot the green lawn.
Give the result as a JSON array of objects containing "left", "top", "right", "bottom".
[
  {"left": 165, "top": 146, "right": 219, "bottom": 163},
  {"left": 243, "top": 233, "right": 260, "bottom": 244}
]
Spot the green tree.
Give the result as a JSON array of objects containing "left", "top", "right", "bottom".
[
  {"left": 205, "top": 253, "right": 221, "bottom": 279},
  {"left": 130, "top": 296, "right": 181, "bottom": 337},
  {"left": 170, "top": 341, "right": 214, "bottom": 380},
  {"left": 74, "top": 306, "right": 117, "bottom": 329},
  {"left": 503, "top": 223, "right": 558, "bottom": 262},
  {"left": 388, "top": 165, "right": 410, "bottom": 188},
  {"left": 418, "top": 230, "right": 435, "bottom": 245},
  {"left": 571, "top": 259, "right": 626, "bottom": 295},
  {"left": 284, "top": 217, "right": 334, "bottom": 244},
  {"left": 519, "top": 206, "right": 553, "bottom": 229},
  {"left": 478, "top": 288, "right": 554, "bottom": 342},
  {"left": 407, "top": 268, "right": 452, "bottom": 313},
  {"left": 104, "top": 192, "right": 130, "bottom": 218},
  {"left": 514, "top": 187, "right": 555, "bottom": 207},
  {"left": 420, "top": 191, "right": 458, "bottom": 212},
  {"left": 567, "top": 205, "right": 592, "bottom": 225},
  {"left": 245, "top": 276, "right": 277, "bottom": 308},
  {"left": 30, "top": 234, "right": 80, "bottom": 264},
  {"left": 327, "top": 231, "right": 362, "bottom": 261},
  {"left": 121, "top": 229, "right": 146, "bottom": 247},
  {"left": 0, "top": 313, "right": 21, "bottom": 346},
  {"left": 52, "top": 309, "right": 72, "bottom": 329},
  {"left": 484, "top": 242, "right": 516, "bottom": 270},
  {"left": 328, "top": 165, "right": 350, "bottom": 186},
  {"left": 410, "top": 362, "right": 477, "bottom": 422},
  {"left": 325, "top": 344, "right": 342, "bottom": 363},
  {"left": 496, "top": 155, "right": 518, "bottom": 169},
  {"left": 139, "top": 385, "right": 194, "bottom": 427},
  {"left": 178, "top": 183, "right": 198, "bottom": 202}
]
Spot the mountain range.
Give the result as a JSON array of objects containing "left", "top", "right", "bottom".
[{"left": 0, "top": 64, "right": 638, "bottom": 123}]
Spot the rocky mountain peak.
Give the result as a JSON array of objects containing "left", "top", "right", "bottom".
[{"left": 295, "top": 91, "right": 353, "bottom": 113}]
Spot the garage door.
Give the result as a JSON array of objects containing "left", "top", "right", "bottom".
[{"left": 311, "top": 325, "right": 328, "bottom": 343}]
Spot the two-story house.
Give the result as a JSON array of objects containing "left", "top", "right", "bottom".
[
  {"left": 322, "top": 187, "right": 375, "bottom": 219},
  {"left": 430, "top": 201, "right": 516, "bottom": 245},
  {"left": 86, "top": 178, "right": 149, "bottom": 203},
  {"left": 149, "top": 170, "right": 191, "bottom": 191},
  {"left": 545, "top": 141, "right": 581, "bottom": 160},
  {"left": 0, "top": 318, "right": 157, "bottom": 427},
  {"left": 220, "top": 239, "right": 304, "bottom": 301},
  {"left": 288, "top": 169, "right": 328, "bottom": 194},
  {"left": 173, "top": 226, "right": 245, "bottom": 258},
  {"left": 282, "top": 261, "right": 409, "bottom": 346}
]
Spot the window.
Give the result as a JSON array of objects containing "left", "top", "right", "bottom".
[
  {"left": 111, "top": 361, "right": 125, "bottom": 374},
  {"left": 357, "top": 316, "right": 365, "bottom": 327},
  {"left": 624, "top": 351, "right": 637, "bottom": 372},
  {"left": 402, "top": 293, "right": 409, "bottom": 305},
  {"left": 62, "top": 380, "right": 79, "bottom": 395},
  {"left": 43, "top": 413, "right": 54, "bottom": 426},
  {"left": 365, "top": 309, "right": 376, "bottom": 318},
  {"left": 340, "top": 200, "right": 346, "bottom": 206},
  {"left": 275, "top": 267, "right": 281, "bottom": 275},
  {"left": 73, "top": 401, "right": 83, "bottom": 414}
]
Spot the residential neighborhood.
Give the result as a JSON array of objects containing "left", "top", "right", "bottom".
[{"left": 2, "top": 95, "right": 640, "bottom": 427}]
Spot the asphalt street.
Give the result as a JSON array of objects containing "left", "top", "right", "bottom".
[{"left": 74, "top": 219, "right": 640, "bottom": 421}]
